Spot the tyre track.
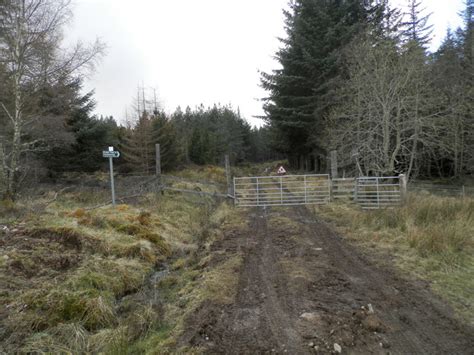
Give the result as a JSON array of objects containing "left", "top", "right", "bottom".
[{"left": 182, "top": 205, "right": 474, "bottom": 354}]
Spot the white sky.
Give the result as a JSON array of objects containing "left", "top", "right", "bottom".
[{"left": 67, "top": 0, "right": 465, "bottom": 127}]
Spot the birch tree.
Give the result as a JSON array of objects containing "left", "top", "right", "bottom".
[
  {"left": 0, "top": 0, "right": 104, "bottom": 199},
  {"left": 327, "top": 35, "right": 436, "bottom": 179}
]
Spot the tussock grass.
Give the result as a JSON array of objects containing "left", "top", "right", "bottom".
[
  {"left": 130, "top": 202, "right": 245, "bottom": 353},
  {"left": 88, "top": 326, "right": 129, "bottom": 353},
  {"left": 0, "top": 166, "right": 239, "bottom": 353},
  {"left": 344, "top": 196, "right": 473, "bottom": 263},
  {"left": 316, "top": 195, "right": 474, "bottom": 323}
]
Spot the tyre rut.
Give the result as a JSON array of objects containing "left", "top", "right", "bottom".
[{"left": 181, "top": 205, "right": 474, "bottom": 354}]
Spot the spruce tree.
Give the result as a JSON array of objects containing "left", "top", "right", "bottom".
[
  {"left": 261, "top": 0, "right": 384, "bottom": 169},
  {"left": 401, "top": 0, "right": 433, "bottom": 48}
]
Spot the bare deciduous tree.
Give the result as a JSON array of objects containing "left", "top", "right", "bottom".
[
  {"left": 327, "top": 35, "right": 438, "bottom": 179},
  {"left": 0, "top": 0, "right": 105, "bottom": 199}
]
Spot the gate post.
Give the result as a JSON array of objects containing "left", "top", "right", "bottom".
[
  {"left": 399, "top": 174, "right": 407, "bottom": 204},
  {"left": 330, "top": 150, "right": 338, "bottom": 178},
  {"left": 155, "top": 144, "right": 163, "bottom": 194},
  {"left": 225, "top": 154, "right": 232, "bottom": 196}
]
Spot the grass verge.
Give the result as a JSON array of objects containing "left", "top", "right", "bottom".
[
  {"left": 0, "top": 166, "right": 238, "bottom": 353},
  {"left": 314, "top": 194, "right": 474, "bottom": 325}
]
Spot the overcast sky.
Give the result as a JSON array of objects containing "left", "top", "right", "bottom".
[{"left": 67, "top": 0, "right": 465, "bottom": 127}]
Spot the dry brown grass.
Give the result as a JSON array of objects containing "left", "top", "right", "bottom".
[
  {"left": 315, "top": 194, "right": 474, "bottom": 324},
  {"left": 0, "top": 166, "right": 240, "bottom": 353}
]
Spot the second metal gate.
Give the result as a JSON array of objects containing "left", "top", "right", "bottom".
[
  {"left": 233, "top": 174, "right": 330, "bottom": 207},
  {"left": 356, "top": 176, "right": 402, "bottom": 209}
]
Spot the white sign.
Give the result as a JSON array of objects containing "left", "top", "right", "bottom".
[
  {"left": 103, "top": 151, "right": 120, "bottom": 158},
  {"left": 277, "top": 166, "right": 286, "bottom": 175}
]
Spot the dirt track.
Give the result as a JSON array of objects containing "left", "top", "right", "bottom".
[{"left": 183, "top": 205, "right": 474, "bottom": 354}]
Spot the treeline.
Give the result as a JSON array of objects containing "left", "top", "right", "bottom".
[
  {"left": 262, "top": 0, "right": 473, "bottom": 179},
  {"left": 0, "top": 1, "right": 275, "bottom": 199},
  {"left": 117, "top": 102, "right": 276, "bottom": 174}
]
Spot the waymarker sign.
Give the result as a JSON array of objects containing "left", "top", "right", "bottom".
[
  {"left": 102, "top": 151, "right": 120, "bottom": 158},
  {"left": 103, "top": 147, "right": 120, "bottom": 206}
]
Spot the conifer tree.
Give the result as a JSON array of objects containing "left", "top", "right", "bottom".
[
  {"left": 121, "top": 112, "right": 155, "bottom": 174},
  {"left": 261, "top": 0, "right": 384, "bottom": 169}
]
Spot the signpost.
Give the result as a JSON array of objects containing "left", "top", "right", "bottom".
[{"left": 103, "top": 147, "right": 120, "bottom": 206}]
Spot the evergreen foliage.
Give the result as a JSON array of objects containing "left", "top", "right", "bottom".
[
  {"left": 261, "top": 0, "right": 385, "bottom": 168},
  {"left": 262, "top": 0, "right": 474, "bottom": 178}
]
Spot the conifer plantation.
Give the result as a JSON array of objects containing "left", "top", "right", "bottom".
[{"left": 261, "top": 0, "right": 473, "bottom": 179}]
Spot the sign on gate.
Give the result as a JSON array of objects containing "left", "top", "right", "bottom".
[{"left": 233, "top": 174, "right": 330, "bottom": 207}]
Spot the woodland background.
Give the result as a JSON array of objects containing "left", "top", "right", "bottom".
[{"left": 0, "top": 0, "right": 473, "bottom": 200}]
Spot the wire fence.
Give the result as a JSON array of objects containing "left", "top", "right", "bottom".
[
  {"left": 18, "top": 169, "right": 473, "bottom": 211},
  {"left": 408, "top": 182, "right": 474, "bottom": 197}
]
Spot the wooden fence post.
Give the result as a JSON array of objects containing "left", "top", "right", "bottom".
[
  {"left": 155, "top": 144, "right": 161, "bottom": 192},
  {"left": 225, "top": 154, "right": 232, "bottom": 196},
  {"left": 330, "top": 150, "right": 338, "bottom": 178}
]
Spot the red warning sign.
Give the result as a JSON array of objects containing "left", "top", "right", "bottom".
[{"left": 277, "top": 166, "right": 287, "bottom": 175}]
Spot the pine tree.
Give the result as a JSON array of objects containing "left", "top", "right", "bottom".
[
  {"left": 121, "top": 112, "right": 155, "bottom": 174},
  {"left": 151, "top": 110, "right": 182, "bottom": 170},
  {"left": 261, "top": 0, "right": 384, "bottom": 169},
  {"left": 401, "top": 0, "right": 433, "bottom": 48}
]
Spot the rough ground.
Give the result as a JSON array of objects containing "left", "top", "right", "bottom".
[{"left": 182, "top": 205, "right": 474, "bottom": 354}]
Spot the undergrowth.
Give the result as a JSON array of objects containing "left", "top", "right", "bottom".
[
  {"left": 315, "top": 194, "right": 474, "bottom": 324},
  {"left": 0, "top": 166, "right": 242, "bottom": 353}
]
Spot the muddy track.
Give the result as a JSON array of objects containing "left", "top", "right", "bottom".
[{"left": 182, "top": 206, "right": 474, "bottom": 354}]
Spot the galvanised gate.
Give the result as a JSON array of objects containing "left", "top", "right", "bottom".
[
  {"left": 233, "top": 174, "right": 403, "bottom": 209},
  {"left": 233, "top": 174, "right": 331, "bottom": 207}
]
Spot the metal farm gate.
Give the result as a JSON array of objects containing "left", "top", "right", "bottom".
[
  {"left": 355, "top": 176, "right": 402, "bottom": 209},
  {"left": 233, "top": 174, "right": 330, "bottom": 207}
]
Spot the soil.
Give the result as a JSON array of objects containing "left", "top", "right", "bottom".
[{"left": 182, "top": 205, "right": 474, "bottom": 354}]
